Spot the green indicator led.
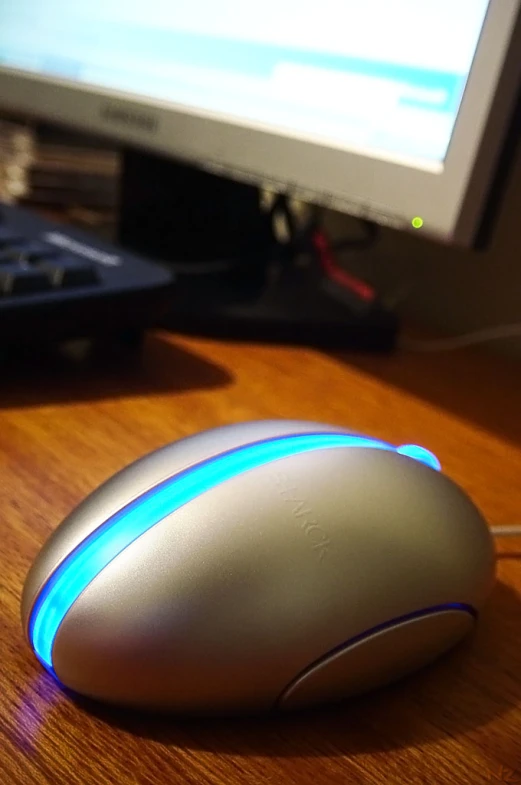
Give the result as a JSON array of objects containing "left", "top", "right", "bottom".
[{"left": 412, "top": 217, "right": 424, "bottom": 230}]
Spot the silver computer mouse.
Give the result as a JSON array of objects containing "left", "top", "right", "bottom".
[{"left": 22, "top": 419, "right": 495, "bottom": 714}]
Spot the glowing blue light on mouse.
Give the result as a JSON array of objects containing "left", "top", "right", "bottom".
[
  {"left": 397, "top": 444, "right": 442, "bottom": 471},
  {"left": 29, "top": 432, "right": 441, "bottom": 673}
]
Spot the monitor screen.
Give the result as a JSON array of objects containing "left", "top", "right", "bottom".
[
  {"left": 1, "top": 1, "right": 491, "bottom": 166},
  {"left": 1, "top": 1, "right": 520, "bottom": 245}
]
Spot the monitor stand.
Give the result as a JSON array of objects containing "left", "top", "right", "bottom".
[{"left": 118, "top": 148, "right": 398, "bottom": 351}]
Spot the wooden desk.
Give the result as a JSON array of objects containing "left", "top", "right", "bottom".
[{"left": 1, "top": 331, "right": 521, "bottom": 785}]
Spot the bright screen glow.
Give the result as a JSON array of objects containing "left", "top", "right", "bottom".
[{"left": 1, "top": 1, "right": 490, "bottom": 166}]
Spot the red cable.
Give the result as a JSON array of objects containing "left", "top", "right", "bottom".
[{"left": 312, "top": 230, "right": 375, "bottom": 304}]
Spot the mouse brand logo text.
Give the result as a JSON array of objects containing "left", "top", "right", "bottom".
[{"left": 273, "top": 472, "right": 331, "bottom": 561}]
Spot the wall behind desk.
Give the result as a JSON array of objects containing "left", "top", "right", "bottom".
[{"left": 325, "top": 139, "right": 521, "bottom": 357}]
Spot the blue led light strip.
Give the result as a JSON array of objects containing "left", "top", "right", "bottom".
[{"left": 29, "top": 432, "right": 440, "bottom": 672}]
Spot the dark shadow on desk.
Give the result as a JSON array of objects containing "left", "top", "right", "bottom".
[
  {"left": 75, "top": 579, "right": 521, "bottom": 758},
  {"left": 0, "top": 330, "right": 232, "bottom": 409},
  {"left": 331, "top": 346, "right": 521, "bottom": 449}
]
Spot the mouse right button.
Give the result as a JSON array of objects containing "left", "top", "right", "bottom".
[{"left": 277, "top": 608, "right": 475, "bottom": 711}]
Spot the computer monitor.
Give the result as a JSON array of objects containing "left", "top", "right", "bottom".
[{"left": 1, "top": 1, "right": 520, "bottom": 253}]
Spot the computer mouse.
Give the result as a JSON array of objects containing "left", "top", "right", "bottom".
[{"left": 22, "top": 419, "right": 495, "bottom": 715}]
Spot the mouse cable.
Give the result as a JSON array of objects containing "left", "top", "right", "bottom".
[
  {"left": 490, "top": 525, "right": 521, "bottom": 537},
  {"left": 399, "top": 323, "right": 521, "bottom": 353}
]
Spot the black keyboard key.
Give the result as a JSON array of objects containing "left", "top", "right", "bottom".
[
  {"left": 0, "top": 263, "right": 53, "bottom": 296},
  {"left": 41, "top": 255, "right": 100, "bottom": 288},
  {"left": 3, "top": 241, "right": 60, "bottom": 263},
  {"left": 0, "top": 227, "right": 23, "bottom": 248}
]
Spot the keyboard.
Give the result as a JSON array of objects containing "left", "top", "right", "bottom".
[{"left": 0, "top": 202, "right": 175, "bottom": 347}]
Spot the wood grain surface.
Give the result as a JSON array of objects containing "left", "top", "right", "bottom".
[{"left": 1, "top": 331, "right": 521, "bottom": 785}]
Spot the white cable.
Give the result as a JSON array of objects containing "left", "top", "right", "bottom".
[
  {"left": 490, "top": 525, "right": 521, "bottom": 538},
  {"left": 399, "top": 323, "right": 521, "bottom": 353}
]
